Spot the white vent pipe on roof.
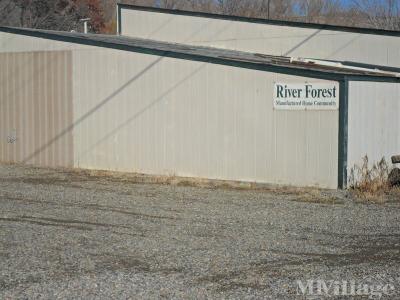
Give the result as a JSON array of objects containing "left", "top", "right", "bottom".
[{"left": 80, "top": 18, "right": 91, "bottom": 34}]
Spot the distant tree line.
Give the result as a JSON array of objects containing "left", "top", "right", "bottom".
[
  {"left": 0, "top": 0, "right": 399, "bottom": 33},
  {"left": 0, "top": 0, "right": 107, "bottom": 32}
]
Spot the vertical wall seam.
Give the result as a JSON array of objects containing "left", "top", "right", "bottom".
[
  {"left": 117, "top": 4, "right": 122, "bottom": 35},
  {"left": 338, "top": 79, "right": 349, "bottom": 189},
  {"left": 68, "top": 50, "right": 74, "bottom": 168}
]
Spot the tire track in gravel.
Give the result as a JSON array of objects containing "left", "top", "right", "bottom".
[{"left": 0, "top": 216, "right": 131, "bottom": 231}]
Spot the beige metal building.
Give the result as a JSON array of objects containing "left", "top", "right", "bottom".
[
  {"left": 0, "top": 26, "right": 399, "bottom": 189},
  {"left": 117, "top": 4, "right": 400, "bottom": 68}
]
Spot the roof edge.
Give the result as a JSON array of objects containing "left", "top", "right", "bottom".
[
  {"left": 117, "top": 3, "right": 400, "bottom": 37},
  {"left": 1, "top": 26, "right": 399, "bottom": 83}
]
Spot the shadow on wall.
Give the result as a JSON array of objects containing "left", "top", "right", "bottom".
[
  {"left": 22, "top": 56, "right": 164, "bottom": 164},
  {"left": 324, "top": 34, "right": 361, "bottom": 60},
  {"left": 145, "top": 16, "right": 176, "bottom": 39},
  {"left": 18, "top": 21, "right": 364, "bottom": 165},
  {"left": 22, "top": 55, "right": 208, "bottom": 165},
  {"left": 21, "top": 16, "right": 233, "bottom": 164},
  {"left": 284, "top": 29, "right": 362, "bottom": 61},
  {"left": 78, "top": 63, "right": 207, "bottom": 160},
  {"left": 283, "top": 29, "right": 322, "bottom": 56}
]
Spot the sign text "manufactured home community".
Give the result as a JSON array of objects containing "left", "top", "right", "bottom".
[{"left": 274, "top": 83, "right": 339, "bottom": 110}]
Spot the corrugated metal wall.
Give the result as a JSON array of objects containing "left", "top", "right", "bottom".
[
  {"left": 0, "top": 51, "right": 74, "bottom": 167},
  {"left": 120, "top": 8, "right": 400, "bottom": 68},
  {"left": 0, "top": 31, "right": 340, "bottom": 188},
  {"left": 72, "top": 47, "right": 339, "bottom": 188},
  {"left": 348, "top": 81, "right": 400, "bottom": 178}
]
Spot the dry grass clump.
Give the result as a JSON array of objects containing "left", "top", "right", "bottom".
[{"left": 348, "top": 155, "right": 396, "bottom": 203}]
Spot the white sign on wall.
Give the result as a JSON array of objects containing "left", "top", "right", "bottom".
[{"left": 273, "top": 82, "right": 339, "bottom": 110}]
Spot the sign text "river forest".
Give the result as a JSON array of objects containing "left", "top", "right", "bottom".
[{"left": 273, "top": 82, "right": 339, "bottom": 110}]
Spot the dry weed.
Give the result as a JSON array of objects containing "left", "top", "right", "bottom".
[{"left": 348, "top": 155, "right": 396, "bottom": 203}]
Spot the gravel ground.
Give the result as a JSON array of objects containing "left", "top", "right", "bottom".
[{"left": 0, "top": 164, "right": 399, "bottom": 299}]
